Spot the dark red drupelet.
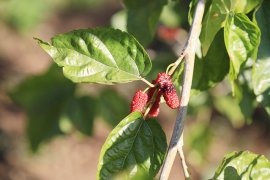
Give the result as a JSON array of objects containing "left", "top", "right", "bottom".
[
  {"left": 130, "top": 90, "right": 148, "bottom": 113},
  {"left": 155, "top": 72, "right": 173, "bottom": 88},
  {"left": 147, "top": 88, "right": 162, "bottom": 117},
  {"left": 162, "top": 85, "right": 180, "bottom": 109}
]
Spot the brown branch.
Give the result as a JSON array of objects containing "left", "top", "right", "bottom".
[{"left": 159, "top": 0, "right": 206, "bottom": 179}]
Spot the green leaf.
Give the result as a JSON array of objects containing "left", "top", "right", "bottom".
[
  {"left": 193, "top": 30, "right": 229, "bottom": 90},
  {"left": 214, "top": 95, "right": 245, "bottom": 128},
  {"left": 2, "top": 0, "right": 49, "bottom": 31},
  {"left": 60, "top": 96, "right": 96, "bottom": 135},
  {"left": 224, "top": 13, "right": 260, "bottom": 82},
  {"left": 172, "top": 61, "right": 184, "bottom": 89},
  {"left": 10, "top": 65, "right": 76, "bottom": 151},
  {"left": 150, "top": 50, "right": 176, "bottom": 81},
  {"left": 188, "top": 0, "right": 212, "bottom": 25},
  {"left": 188, "top": 0, "right": 198, "bottom": 25},
  {"left": 111, "top": 10, "right": 127, "bottom": 31},
  {"left": 234, "top": 62, "right": 256, "bottom": 122},
  {"left": 200, "top": 0, "right": 228, "bottom": 55},
  {"left": 200, "top": 0, "right": 262, "bottom": 55},
  {"left": 213, "top": 151, "right": 270, "bottom": 179},
  {"left": 160, "top": 1, "right": 189, "bottom": 28},
  {"left": 252, "top": 0, "right": 270, "bottom": 115},
  {"left": 188, "top": 92, "right": 210, "bottom": 114},
  {"left": 173, "top": 30, "right": 229, "bottom": 91},
  {"left": 98, "top": 89, "right": 130, "bottom": 127},
  {"left": 230, "top": 0, "right": 263, "bottom": 14},
  {"left": 36, "top": 28, "right": 152, "bottom": 84},
  {"left": 186, "top": 121, "right": 213, "bottom": 164},
  {"left": 112, "top": 166, "right": 152, "bottom": 180},
  {"left": 124, "top": 0, "right": 167, "bottom": 46},
  {"left": 97, "top": 112, "right": 167, "bottom": 179}
]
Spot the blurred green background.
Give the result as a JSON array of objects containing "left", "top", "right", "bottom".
[{"left": 0, "top": 0, "right": 269, "bottom": 179}]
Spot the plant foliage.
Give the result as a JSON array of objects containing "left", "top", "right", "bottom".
[{"left": 10, "top": 0, "right": 270, "bottom": 178}]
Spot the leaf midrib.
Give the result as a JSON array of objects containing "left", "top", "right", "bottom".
[
  {"left": 120, "top": 120, "right": 144, "bottom": 170},
  {"left": 54, "top": 45, "right": 141, "bottom": 79},
  {"left": 120, "top": 119, "right": 153, "bottom": 171}
]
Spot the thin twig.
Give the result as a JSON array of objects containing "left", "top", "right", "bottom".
[
  {"left": 168, "top": 47, "right": 187, "bottom": 76},
  {"left": 143, "top": 88, "right": 158, "bottom": 119},
  {"left": 140, "top": 77, "right": 155, "bottom": 87},
  {"left": 159, "top": 0, "right": 205, "bottom": 179},
  {"left": 178, "top": 135, "right": 190, "bottom": 179}
]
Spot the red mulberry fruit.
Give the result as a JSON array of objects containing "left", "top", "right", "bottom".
[
  {"left": 130, "top": 90, "right": 148, "bottom": 113},
  {"left": 148, "top": 91, "right": 162, "bottom": 117},
  {"left": 155, "top": 72, "right": 173, "bottom": 88},
  {"left": 162, "top": 85, "right": 180, "bottom": 109},
  {"left": 147, "top": 87, "right": 155, "bottom": 101},
  {"left": 145, "top": 87, "right": 162, "bottom": 117}
]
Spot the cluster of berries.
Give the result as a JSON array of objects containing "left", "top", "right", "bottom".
[{"left": 130, "top": 73, "right": 180, "bottom": 118}]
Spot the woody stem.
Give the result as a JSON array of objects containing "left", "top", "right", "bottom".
[{"left": 159, "top": 0, "right": 205, "bottom": 179}]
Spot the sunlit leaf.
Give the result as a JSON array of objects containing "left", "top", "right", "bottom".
[
  {"left": 200, "top": 0, "right": 262, "bottom": 55},
  {"left": 230, "top": 0, "right": 263, "bottom": 14},
  {"left": 213, "top": 151, "right": 270, "bottom": 179},
  {"left": 36, "top": 28, "right": 152, "bottom": 84},
  {"left": 224, "top": 13, "right": 260, "bottom": 90}
]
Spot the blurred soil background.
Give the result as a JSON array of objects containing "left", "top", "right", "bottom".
[{"left": 0, "top": 0, "right": 270, "bottom": 179}]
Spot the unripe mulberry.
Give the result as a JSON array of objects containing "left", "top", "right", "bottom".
[
  {"left": 130, "top": 90, "right": 148, "bottom": 113},
  {"left": 156, "top": 72, "right": 173, "bottom": 88},
  {"left": 162, "top": 85, "right": 180, "bottom": 109}
]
